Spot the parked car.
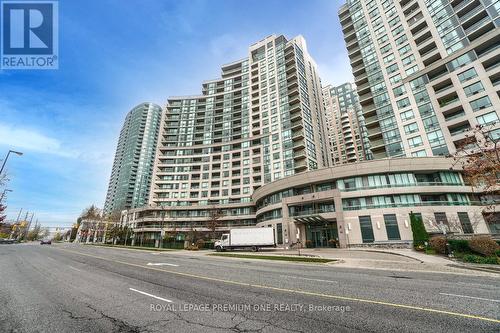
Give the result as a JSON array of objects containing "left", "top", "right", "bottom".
[{"left": 40, "top": 239, "right": 52, "bottom": 245}]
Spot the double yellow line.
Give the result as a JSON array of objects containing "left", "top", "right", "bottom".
[{"left": 55, "top": 247, "right": 500, "bottom": 324}]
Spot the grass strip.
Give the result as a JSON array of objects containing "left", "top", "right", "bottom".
[
  {"left": 84, "top": 243, "right": 176, "bottom": 251},
  {"left": 209, "top": 253, "right": 335, "bottom": 263}
]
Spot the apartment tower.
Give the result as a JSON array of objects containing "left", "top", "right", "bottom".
[
  {"left": 322, "top": 83, "right": 372, "bottom": 164},
  {"left": 125, "top": 35, "right": 330, "bottom": 244},
  {"left": 339, "top": 0, "right": 500, "bottom": 159},
  {"left": 103, "top": 102, "right": 163, "bottom": 215}
]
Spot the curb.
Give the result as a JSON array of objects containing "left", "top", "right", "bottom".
[
  {"left": 347, "top": 249, "right": 425, "bottom": 263},
  {"left": 446, "top": 263, "right": 500, "bottom": 275}
]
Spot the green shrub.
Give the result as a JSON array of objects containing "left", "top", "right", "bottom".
[
  {"left": 469, "top": 236, "right": 499, "bottom": 256},
  {"left": 481, "top": 257, "right": 499, "bottom": 265},
  {"left": 495, "top": 249, "right": 500, "bottom": 257},
  {"left": 425, "top": 248, "right": 436, "bottom": 255},
  {"left": 410, "top": 212, "right": 429, "bottom": 248},
  {"left": 429, "top": 236, "right": 447, "bottom": 254},
  {"left": 462, "top": 254, "right": 498, "bottom": 265},
  {"left": 462, "top": 254, "right": 481, "bottom": 263},
  {"left": 448, "top": 239, "right": 471, "bottom": 253}
]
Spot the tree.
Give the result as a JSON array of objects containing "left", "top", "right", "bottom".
[
  {"left": 27, "top": 224, "right": 46, "bottom": 241},
  {"left": 80, "top": 205, "right": 103, "bottom": 243},
  {"left": 80, "top": 205, "right": 102, "bottom": 220},
  {"left": 207, "top": 208, "right": 224, "bottom": 241},
  {"left": 423, "top": 211, "right": 484, "bottom": 235},
  {"left": 451, "top": 122, "right": 500, "bottom": 227},
  {"left": 52, "top": 232, "right": 63, "bottom": 242},
  {"left": 0, "top": 203, "right": 6, "bottom": 224}
]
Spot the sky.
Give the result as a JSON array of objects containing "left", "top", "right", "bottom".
[{"left": 0, "top": 0, "right": 352, "bottom": 227}]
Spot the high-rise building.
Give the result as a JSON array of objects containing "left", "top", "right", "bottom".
[
  {"left": 322, "top": 83, "right": 371, "bottom": 164},
  {"left": 339, "top": 0, "right": 500, "bottom": 159},
  {"left": 103, "top": 102, "right": 163, "bottom": 215},
  {"left": 124, "top": 35, "right": 331, "bottom": 245}
]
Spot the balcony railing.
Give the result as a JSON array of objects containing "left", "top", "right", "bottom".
[
  {"left": 340, "top": 181, "right": 464, "bottom": 192},
  {"left": 342, "top": 201, "right": 481, "bottom": 211}
]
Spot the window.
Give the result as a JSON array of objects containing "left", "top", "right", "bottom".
[
  {"left": 405, "top": 65, "right": 419, "bottom": 76},
  {"left": 470, "top": 96, "right": 492, "bottom": 112},
  {"left": 402, "top": 55, "right": 415, "bottom": 66},
  {"left": 395, "top": 35, "right": 408, "bottom": 46},
  {"left": 400, "top": 110, "right": 414, "bottom": 121},
  {"left": 386, "top": 63, "right": 399, "bottom": 74},
  {"left": 390, "top": 74, "right": 402, "bottom": 85},
  {"left": 383, "top": 53, "right": 395, "bottom": 64},
  {"left": 393, "top": 85, "right": 406, "bottom": 97},
  {"left": 404, "top": 122, "right": 419, "bottom": 134},
  {"left": 434, "top": 212, "right": 448, "bottom": 226},
  {"left": 457, "top": 212, "right": 473, "bottom": 234},
  {"left": 463, "top": 81, "right": 484, "bottom": 97},
  {"left": 396, "top": 97, "right": 410, "bottom": 109},
  {"left": 411, "top": 149, "right": 427, "bottom": 157},
  {"left": 457, "top": 68, "right": 477, "bottom": 82},
  {"left": 359, "top": 216, "right": 375, "bottom": 243},
  {"left": 427, "top": 130, "right": 445, "bottom": 146},
  {"left": 408, "top": 136, "right": 423, "bottom": 148},
  {"left": 476, "top": 111, "right": 498, "bottom": 126},
  {"left": 398, "top": 44, "right": 411, "bottom": 55},
  {"left": 448, "top": 51, "right": 475, "bottom": 71},
  {"left": 384, "top": 214, "right": 401, "bottom": 240}
]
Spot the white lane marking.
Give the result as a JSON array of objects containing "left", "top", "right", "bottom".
[
  {"left": 68, "top": 266, "right": 81, "bottom": 272},
  {"left": 284, "top": 275, "right": 338, "bottom": 284},
  {"left": 129, "top": 288, "right": 172, "bottom": 303},
  {"left": 439, "top": 293, "right": 500, "bottom": 303},
  {"left": 147, "top": 262, "right": 179, "bottom": 267},
  {"left": 47, "top": 256, "right": 56, "bottom": 261}
]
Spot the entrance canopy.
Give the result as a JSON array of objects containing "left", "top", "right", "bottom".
[{"left": 293, "top": 215, "right": 333, "bottom": 225}]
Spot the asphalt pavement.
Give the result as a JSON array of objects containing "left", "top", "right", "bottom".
[{"left": 0, "top": 243, "right": 498, "bottom": 332}]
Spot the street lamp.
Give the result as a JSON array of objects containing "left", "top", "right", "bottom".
[
  {"left": 0, "top": 189, "right": 12, "bottom": 202},
  {"left": 0, "top": 150, "right": 23, "bottom": 176}
]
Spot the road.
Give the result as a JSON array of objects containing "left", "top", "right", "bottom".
[{"left": 0, "top": 243, "right": 498, "bottom": 332}]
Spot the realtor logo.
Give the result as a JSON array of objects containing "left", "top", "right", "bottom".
[{"left": 1, "top": 0, "right": 58, "bottom": 69}]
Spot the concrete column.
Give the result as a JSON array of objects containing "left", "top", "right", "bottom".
[{"left": 333, "top": 189, "right": 348, "bottom": 248}]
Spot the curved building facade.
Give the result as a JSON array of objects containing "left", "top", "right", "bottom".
[{"left": 253, "top": 157, "right": 492, "bottom": 248}]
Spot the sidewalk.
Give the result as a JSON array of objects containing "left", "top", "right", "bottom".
[{"left": 227, "top": 247, "right": 499, "bottom": 276}]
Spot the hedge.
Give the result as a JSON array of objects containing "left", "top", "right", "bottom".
[{"left": 410, "top": 212, "right": 429, "bottom": 248}]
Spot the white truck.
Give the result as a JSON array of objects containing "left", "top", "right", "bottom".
[{"left": 214, "top": 227, "right": 276, "bottom": 252}]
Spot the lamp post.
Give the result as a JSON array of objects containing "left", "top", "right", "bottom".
[
  {"left": 0, "top": 150, "right": 23, "bottom": 176},
  {"left": 0, "top": 189, "right": 12, "bottom": 202}
]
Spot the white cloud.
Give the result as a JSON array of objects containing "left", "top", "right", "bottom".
[{"left": 0, "top": 123, "right": 77, "bottom": 158}]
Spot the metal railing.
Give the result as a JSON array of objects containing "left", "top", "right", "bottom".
[
  {"left": 340, "top": 182, "right": 463, "bottom": 192},
  {"left": 342, "top": 201, "right": 481, "bottom": 211}
]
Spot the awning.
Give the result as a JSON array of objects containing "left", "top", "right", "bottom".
[{"left": 293, "top": 215, "right": 333, "bottom": 225}]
